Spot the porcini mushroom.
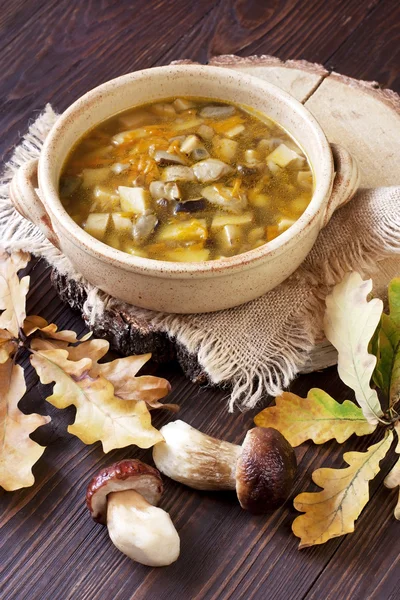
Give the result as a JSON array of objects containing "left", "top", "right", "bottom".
[
  {"left": 152, "top": 421, "right": 296, "bottom": 514},
  {"left": 193, "top": 158, "right": 233, "bottom": 183},
  {"left": 86, "top": 459, "right": 180, "bottom": 567}
]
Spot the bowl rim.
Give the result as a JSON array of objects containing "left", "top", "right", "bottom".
[{"left": 38, "top": 64, "right": 334, "bottom": 278}]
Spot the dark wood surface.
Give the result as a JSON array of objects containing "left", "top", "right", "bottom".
[{"left": 1, "top": 2, "right": 400, "bottom": 599}]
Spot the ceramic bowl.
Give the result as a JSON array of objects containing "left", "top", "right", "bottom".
[{"left": 9, "top": 65, "right": 360, "bottom": 313}]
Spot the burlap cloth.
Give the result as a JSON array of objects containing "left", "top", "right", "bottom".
[{"left": 1, "top": 105, "right": 399, "bottom": 409}]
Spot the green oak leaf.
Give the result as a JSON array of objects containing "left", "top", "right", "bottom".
[
  {"left": 254, "top": 389, "right": 376, "bottom": 447},
  {"left": 388, "top": 278, "right": 400, "bottom": 326},
  {"left": 373, "top": 278, "right": 400, "bottom": 407}
]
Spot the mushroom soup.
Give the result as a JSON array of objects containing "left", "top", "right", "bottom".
[{"left": 60, "top": 97, "right": 314, "bottom": 262}]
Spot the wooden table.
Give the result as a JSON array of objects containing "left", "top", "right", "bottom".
[{"left": 1, "top": 2, "right": 399, "bottom": 599}]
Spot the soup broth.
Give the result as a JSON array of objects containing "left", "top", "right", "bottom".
[{"left": 60, "top": 97, "right": 313, "bottom": 262}]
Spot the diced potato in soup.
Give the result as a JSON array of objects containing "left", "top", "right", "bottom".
[{"left": 60, "top": 97, "right": 313, "bottom": 262}]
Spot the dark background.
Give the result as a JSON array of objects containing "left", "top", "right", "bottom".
[{"left": 0, "top": 1, "right": 399, "bottom": 599}]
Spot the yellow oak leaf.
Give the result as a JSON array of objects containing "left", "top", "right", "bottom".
[
  {"left": 32, "top": 338, "right": 175, "bottom": 410},
  {"left": 293, "top": 430, "right": 393, "bottom": 548},
  {"left": 65, "top": 338, "right": 109, "bottom": 362},
  {"left": 30, "top": 339, "right": 69, "bottom": 354},
  {"left": 254, "top": 390, "right": 376, "bottom": 446},
  {"left": 0, "top": 250, "right": 30, "bottom": 337},
  {"left": 31, "top": 347, "right": 92, "bottom": 381},
  {"left": 0, "top": 329, "right": 17, "bottom": 364},
  {"left": 71, "top": 343, "right": 174, "bottom": 409},
  {"left": 324, "top": 272, "right": 384, "bottom": 424},
  {"left": 24, "top": 315, "right": 91, "bottom": 343},
  {"left": 23, "top": 315, "right": 49, "bottom": 336},
  {"left": 0, "top": 358, "right": 50, "bottom": 491},
  {"left": 30, "top": 347, "right": 163, "bottom": 452},
  {"left": 384, "top": 422, "right": 400, "bottom": 519},
  {"left": 92, "top": 353, "right": 172, "bottom": 404}
]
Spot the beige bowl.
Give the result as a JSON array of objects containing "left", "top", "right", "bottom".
[{"left": 10, "top": 65, "right": 359, "bottom": 313}]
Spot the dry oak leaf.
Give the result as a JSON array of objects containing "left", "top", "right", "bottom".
[
  {"left": 324, "top": 272, "right": 384, "bottom": 425},
  {"left": 292, "top": 430, "right": 393, "bottom": 548},
  {"left": 30, "top": 346, "right": 163, "bottom": 452},
  {"left": 254, "top": 390, "right": 376, "bottom": 447},
  {"left": 0, "top": 358, "right": 50, "bottom": 491},
  {"left": 0, "top": 329, "right": 17, "bottom": 364},
  {"left": 384, "top": 422, "right": 400, "bottom": 519},
  {"left": 92, "top": 350, "right": 174, "bottom": 409},
  {"left": 0, "top": 250, "right": 30, "bottom": 337},
  {"left": 33, "top": 338, "right": 173, "bottom": 409},
  {"left": 24, "top": 315, "right": 91, "bottom": 343}
]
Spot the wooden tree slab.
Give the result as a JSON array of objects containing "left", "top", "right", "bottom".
[{"left": 52, "top": 55, "right": 400, "bottom": 381}]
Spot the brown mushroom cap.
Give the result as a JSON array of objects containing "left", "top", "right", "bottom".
[
  {"left": 235, "top": 427, "right": 297, "bottom": 514},
  {"left": 86, "top": 459, "right": 163, "bottom": 524}
]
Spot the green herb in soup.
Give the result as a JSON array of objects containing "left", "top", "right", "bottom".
[{"left": 60, "top": 97, "right": 313, "bottom": 261}]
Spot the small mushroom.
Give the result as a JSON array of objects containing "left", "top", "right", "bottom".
[
  {"left": 244, "top": 149, "right": 260, "bottom": 165},
  {"left": 180, "top": 135, "right": 202, "bottom": 154},
  {"left": 236, "top": 164, "right": 260, "bottom": 177},
  {"left": 132, "top": 213, "right": 158, "bottom": 244},
  {"left": 162, "top": 166, "right": 195, "bottom": 182},
  {"left": 199, "top": 105, "right": 236, "bottom": 119},
  {"left": 191, "top": 147, "right": 210, "bottom": 161},
  {"left": 173, "top": 98, "right": 195, "bottom": 112},
  {"left": 154, "top": 151, "right": 186, "bottom": 166},
  {"left": 202, "top": 185, "right": 247, "bottom": 214},
  {"left": 197, "top": 124, "right": 214, "bottom": 141},
  {"left": 156, "top": 198, "right": 169, "bottom": 210},
  {"left": 152, "top": 421, "right": 296, "bottom": 514},
  {"left": 180, "top": 135, "right": 210, "bottom": 161},
  {"left": 174, "top": 198, "right": 208, "bottom": 213},
  {"left": 193, "top": 159, "right": 233, "bottom": 183},
  {"left": 149, "top": 181, "right": 181, "bottom": 201},
  {"left": 86, "top": 459, "right": 180, "bottom": 567}
]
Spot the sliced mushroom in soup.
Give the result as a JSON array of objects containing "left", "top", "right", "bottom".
[{"left": 60, "top": 97, "right": 313, "bottom": 261}]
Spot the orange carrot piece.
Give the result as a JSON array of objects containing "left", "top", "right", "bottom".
[{"left": 266, "top": 225, "right": 279, "bottom": 241}]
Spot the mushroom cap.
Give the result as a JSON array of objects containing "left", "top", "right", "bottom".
[
  {"left": 236, "top": 427, "right": 297, "bottom": 514},
  {"left": 86, "top": 459, "right": 163, "bottom": 524}
]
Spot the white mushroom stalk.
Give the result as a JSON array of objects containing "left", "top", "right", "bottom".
[
  {"left": 153, "top": 420, "right": 297, "bottom": 514},
  {"left": 153, "top": 420, "right": 241, "bottom": 491},
  {"left": 107, "top": 490, "right": 180, "bottom": 567},
  {"left": 86, "top": 459, "right": 180, "bottom": 567}
]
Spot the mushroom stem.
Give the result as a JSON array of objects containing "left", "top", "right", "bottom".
[
  {"left": 106, "top": 489, "right": 180, "bottom": 567},
  {"left": 152, "top": 420, "right": 241, "bottom": 491}
]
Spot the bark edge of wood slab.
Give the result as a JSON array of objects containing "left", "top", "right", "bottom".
[{"left": 50, "top": 269, "right": 209, "bottom": 384}]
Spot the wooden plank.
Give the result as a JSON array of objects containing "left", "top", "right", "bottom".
[
  {"left": 0, "top": 1, "right": 59, "bottom": 52},
  {"left": 2, "top": 368, "right": 386, "bottom": 600},
  {"left": 233, "top": 0, "right": 383, "bottom": 67},
  {"left": 326, "top": 0, "right": 400, "bottom": 91},
  {"left": 0, "top": 0, "right": 219, "bottom": 162},
  {"left": 160, "top": 0, "right": 384, "bottom": 82}
]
